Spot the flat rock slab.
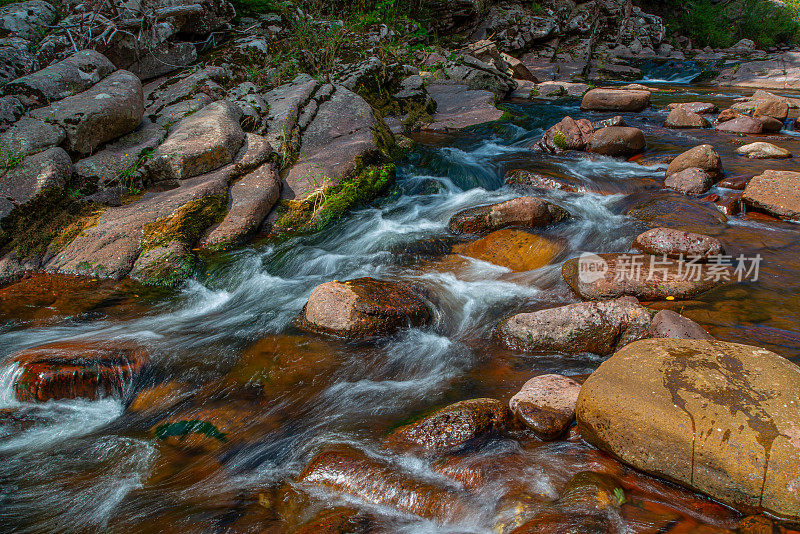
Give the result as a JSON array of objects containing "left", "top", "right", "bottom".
[
  {"left": 30, "top": 69, "right": 144, "bottom": 154},
  {"left": 262, "top": 73, "right": 319, "bottom": 152},
  {"left": 577, "top": 338, "right": 800, "bottom": 520},
  {"left": 3, "top": 49, "right": 115, "bottom": 107},
  {"left": 423, "top": 84, "right": 503, "bottom": 132},
  {"left": 562, "top": 253, "right": 730, "bottom": 300},
  {"left": 743, "top": 170, "right": 800, "bottom": 221},
  {"left": 714, "top": 51, "right": 800, "bottom": 90},
  {"left": 282, "top": 85, "right": 378, "bottom": 200}
]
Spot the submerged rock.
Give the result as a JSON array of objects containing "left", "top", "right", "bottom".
[
  {"left": 448, "top": 196, "right": 569, "bottom": 235},
  {"left": 298, "top": 446, "right": 471, "bottom": 521},
  {"left": 577, "top": 338, "right": 800, "bottom": 520},
  {"left": 494, "top": 297, "right": 651, "bottom": 356},
  {"left": 581, "top": 88, "right": 650, "bottom": 112},
  {"left": 298, "top": 277, "right": 432, "bottom": 339},
  {"left": 451, "top": 229, "right": 564, "bottom": 272},
  {"left": 562, "top": 253, "right": 730, "bottom": 300},
  {"left": 665, "top": 145, "right": 723, "bottom": 181},
  {"left": 716, "top": 115, "right": 763, "bottom": 134},
  {"left": 11, "top": 340, "right": 149, "bottom": 402},
  {"left": 742, "top": 170, "right": 800, "bottom": 222},
  {"left": 632, "top": 228, "right": 725, "bottom": 260},
  {"left": 585, "top": 126, "right": 646, "bottom": 157},
  {"left": 384, "top": 398, "right": 511, "bottom": 456},
  {"left": 509, "top": 374, "right": 581, "bottom": 440}
]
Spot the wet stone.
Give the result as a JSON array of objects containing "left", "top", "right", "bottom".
[
  {"left": 509, "top": 374, "right": 581, "bottom": 440},
  {"left": 448, "top": 196, "right": 569, "bottom": 235}
]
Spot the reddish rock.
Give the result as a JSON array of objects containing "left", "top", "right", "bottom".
[
  {"left": 593, "top": 115, "right": 626, "bottom": 129},
  {"left": 742, "top": 170, "right": 800, "bottom": 221},
  {"left": 581, "top": 88, "right": 650, "bottom": 112},
  {"left": 298, "top": 446, "right": 471, "bottom": 520},
  {"left": 716, "top": 109, "right": 739, "bottom": 123},
  {"left": 493, "top": 297, "right": 652, "bottom": 356},
  {"left": 754, "top": 98, "right": 789, "bottom": 120},
  {"left": 649, "top": 310, "right": 714, "bottom": 340},
  {"left": 448, "top": 196, "right": 569, "bottom": 234},
  {"left": 666, "top": 102, "right": 718, "bottom": 114},
  {"left": 585, "top": 126, "right": 646, "bottom": 157},
  {"left": 562, "top": 253, "right": 730, "bottom": 301},
  {"left": 665, "top": 167, "right": 713, "bottom": 195},
  {"left": 665, "top": 145, "right": 723, "bottom": 180},
  {"left": 298, "top": 278, "right": 432, "bottom": 339},
  {"left": 716, "top": 115, "right": 763, "bottom": 134},
  {"left": 665, "top": 107, "right": 711, "bottom": 129},
  {"left": 715, "top": 192, "right": 742, "bottom": 216},
  {"left": 632, "top": 227, "right": 725, "bottom": 260},
  {"left": 509, "top": 374, "right": 581, "bottom": 440},
  {"left": 718, "top": 175, "right": 751, "bottom": 190},
  {"left": 451, "top": 229, "right": 564, "bottom": 272},
  {"left": 12, "top": 340, "right": 149, "bottom": 402},
  {"left": 505, "top": 169, "right": 586, "bottom": 193},
  {"left": 384, "top": 398, "right": 510, "bottom": 455},
  {"left": 292, "top": 508, "right": 372, "bottom": 534},
  {"left": 758, "top": 115, "right": 784, "bottom": 132},
  {"left": 535, "top": 116, "right": 594, "bottom": 153}
]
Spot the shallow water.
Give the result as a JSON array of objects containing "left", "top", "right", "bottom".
[{"left": 1, "top": 84, "right": 800, "bottom": 533}]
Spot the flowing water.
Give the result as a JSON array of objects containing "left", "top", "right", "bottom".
[{"left": 1, "top": 81, "right": 800, "bottom": 533}]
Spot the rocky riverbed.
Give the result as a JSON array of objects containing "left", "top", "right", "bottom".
[{"left": 2, "top": 0, "right": 800, "bottom": 533}]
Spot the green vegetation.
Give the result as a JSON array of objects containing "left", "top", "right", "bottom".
[
  {"left": 0, "top": 147, "right": 25, "bottom": 173},
  {"left": 141, "top": 194, "right": 228, "bottom": 251},
  {"left": 659, "top": 0, "right": 800, "bottom": 49},
  {"left": 553, "top": 130, "right": 568, "bottom": 150},
  {"left": 155, "top": 420, "right": 228, "bottom": 443},
  {"left": 118, "top": 148, "right": 154, "bottom": 198}
]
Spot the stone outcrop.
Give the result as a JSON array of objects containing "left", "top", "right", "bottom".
[
  {"left": 298, "top": 278, "right": 432, "bottom": 339},
  {"left": 448, "top": 196, "right": 569, "bottom": 234},
  {"left": 494, "top": 297, "right": 652, "bottom": 356},
  {"left": 0, "top": 147, "right": 72, "bottom": 221},
  {"left": 742, "top": 170, "right": 800, "bottom": 221},
  {"left": 577, "top": 338, "right": 800, "bottom": 520}
]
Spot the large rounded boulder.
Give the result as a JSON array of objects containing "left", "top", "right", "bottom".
[
  {"left": 665, "top": 145, "right": 723, "bottom": 180},
  {"left": 448, "top": 196, "right": 569, "bottom": 235},
  {"left": 665, "top": 107, "right": 711, "bottom": 129},
  {"left": 585, "top": 126, "right": 646, "bottom": 157},
  {"left": 581, "top": 88, "right": 650, "bottom": 112},
  {"left": 577, "top": 338, "right": 800, "bottom": 520},
  {"left": 298, "top": 278, "right": 432, "bottom": 339}
]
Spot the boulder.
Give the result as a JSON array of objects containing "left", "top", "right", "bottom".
[
  {"left": 649, "top": 310, "right": 714, "bottom": 340},
  {"left": 632, "top": 228, "right": 725, "bottom": 260},
  {"left": 665, "top": 102, "right": 718, "bottom": 114},
  {"left": 754, "top": 99, "right": 789, "bottom": 120},
  {"left": 502, "top": 52, "right": 537, "bottom": 81},
  {"left": 509, "top": 374, "right": 581, "bottom": 440},
  {"left": 628, "top": 195, "right": 728, "bottom": 235},
  {"left": 0, "top": 147, "right": 72, "bottom": 221},
  {"left": 3, "top": 50, "right": 115, "bottom": 107},
  {"left": 593, "top": 115, "right": 626, "bottom": 129},
  {"left": 11, "top": 340, "right": 149, "bottom": 402},
  {"left": 736, "top": 142, "right": 791, "bottom": 159},
  {"left": 664, "top": 167, "right": 714, "bottom": 195},
  {"left": 742, "top": 170, "right": 800, "bottom": 221},
  {"left": 535, "top": 116, "right": 594, "bottom": 153},
  {"left": 665, "top": 107, "right": 711, "bottom": 129},
  {"left": 299, "top": 446, "right": 470, "bottom": 521},
  {"left": 716, "top": 108, "right": 740, "bottom": 123},
  {"left": 29, "top": 70, "right": 144, "bottom": 155},
  {"left": 581, "top": 88, "right": 650, "bottom": 112},
  {"left": 716, "top": 115, "right": 763, "bottom": 134},
  {"left": 147, "top": 100, "right": 245, "bottom": 184},
  {"left": 505, "top": 169, "right": 585, "bottom": 193},
  {"left": 665, "top": 145, "right": 723, "bottom": 180},
  {"left": 562, "top": 253, "right": 730, "bottom": 300},
  {"left": 424, "top": 84, "right": 504, "bottom": 132},
  {"left": 0, "top": 116, "right": 64, "bottom": 158},
  {"left": 298, "top": 278, "right": 432, "bottom": 339},
  {"left": 759, "top": 116, "right": 784, "bottom": 132},
  {"left": 493, "top": 297, "right": 652, "bottom": 356},
  {"left": 718, "top": 175, "right": 751, "bottom": 190},
  {"left": 451, "top": 229, "right": 563, "bottom": 272},
  {"left": 0, "top": 1, "right": 58, "bottom": 41},
  {"left": 577, "top": 338, "right": 800, "bottom": 520},
  {"left": 447, "top": 196, "right": 569, "bottom": 234},
  {"left": 585, "top": 126, "right": 646, "bottom": 157},
  {"left": 384, "top": 398, "right": 510, "bottom": 456}
]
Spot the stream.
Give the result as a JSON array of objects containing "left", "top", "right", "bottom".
[{"left": 1, "top": 81, "right": 800, "bottom": 533}]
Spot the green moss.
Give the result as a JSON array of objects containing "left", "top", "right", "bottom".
[
  {"left": 141, "top": 194, "right": 228, "bottom": 252},
  {"left": 553, "top": 130, "right": 568, "bottom": 150},
  {"left": 275, "top": 163, "right": 396, "bottom": 235},
  {"left": 134, "top": 246, "right": 197, "bottom": 288},
  {"left": 0, "top": 188, "right": 105, "bottom": 260},
  {"left": 155, "top": 420, "right": 227, "bottom": 443}
]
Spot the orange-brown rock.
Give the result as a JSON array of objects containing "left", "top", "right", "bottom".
[
  {"left": 742, "top": 170, "right": 800, "bottom": 221},
  {"left": 665, "top": 107, "right": 711, "bottom": 129},
  {"left": 451, "top": 229, "right": 563, "bottom": 272},
  {"left": 535, "top": 116, "right": 594, "bottom": 153},
  {"left": 448, "top": 196, "right": 569, "bottom": 234},
  {"left": 298, "top": 446, "right": 472, "bottom": 521},
  {"left": 666, "top": 102, "right": 718, "bottom": 114},
  {"left": 581, "top": 88, "right": 651, "bottom": 112},
  {"left": 12, "top": 340, "right": 149, "bottom": 402},
  {"left": 665, "top": 145, "right": 723, "bottom": 180},
  {"left": 384, "top": 398, "right": 511, "bottom": 456},
  {"left": 298, "top": 278, "right": 432, "bottom": 339},
  {"left": 509, "top": 374, "right": 581, "bottom": 440},
  {"left": 292, "top": 507, "right": 372, "bottom": 534},
  {"left": 585, "top": 126, "right": 646, "bottom": 157},
  {"left": 632, "top": 227, "right": 725, "bottom": 260},
  {"left": 577, "top": 338, "right": 800, "bottom": 520}
]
